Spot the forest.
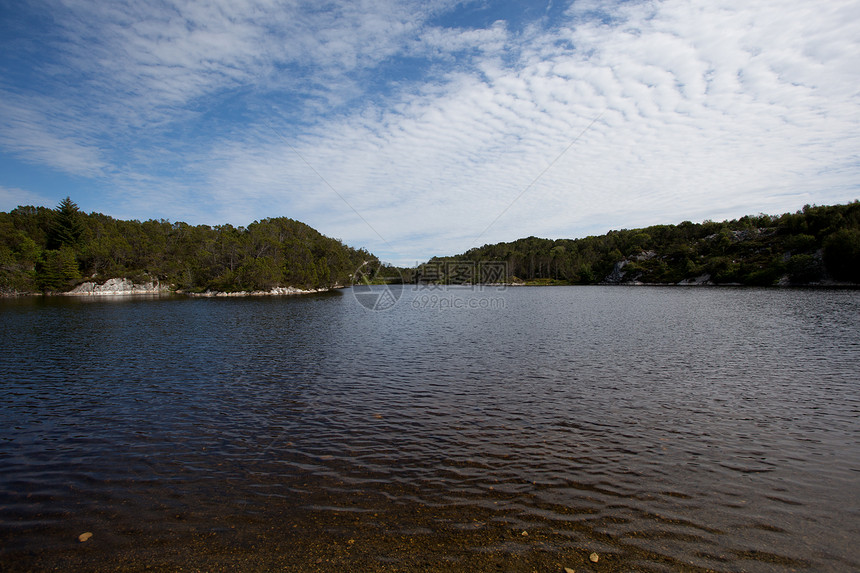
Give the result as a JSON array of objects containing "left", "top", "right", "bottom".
[
  {"left": 3, "top": 199, "right": 859, "bottom": 295},
  {"left": 414, "top": 202, "right": 860, "bottom": 286},
  {"left": 0, "top": 198, "right": 377, "bottom": 294}
]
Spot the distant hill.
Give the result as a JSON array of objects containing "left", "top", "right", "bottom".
[
  {"left": 5, "top": 199, "right": 858, "bottom": 295},
  {"left": 415, "top": 202, "right": 860, "bottom": 287},
  {"left": 0, "top": 198, "right": 378, "bottom": 294}
]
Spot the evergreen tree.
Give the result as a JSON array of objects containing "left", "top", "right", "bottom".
[
  {"left": 35, "top": 247, "right": 81, "bottom": 292},
  {"left": 48, "top": 197, "right": 85, "bottom": 250},
  {"left": 3, "top": 200, "right": 858, "bottom": 293}
]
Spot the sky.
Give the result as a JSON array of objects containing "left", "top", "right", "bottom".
[{"left": 1, "top": 0, "right": 858, "bottom": 266}]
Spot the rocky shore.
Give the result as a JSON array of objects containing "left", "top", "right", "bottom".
[
  {"left": 183, "top": 286, "right": 329, "bottom": 297},
  {"left": 1, "top": 278, "right": 335, "bottom": 297},
  {"left": 64, "top": 278, "right": 171, "bottom": 296}
]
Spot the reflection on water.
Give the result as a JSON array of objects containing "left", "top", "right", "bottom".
[{"left": 1, "top": 286, "right": 859, "bottom": 571}]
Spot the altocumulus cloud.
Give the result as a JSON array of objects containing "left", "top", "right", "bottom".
[{"left": 0, "top": 0, "right": 857, "bottom": 265}]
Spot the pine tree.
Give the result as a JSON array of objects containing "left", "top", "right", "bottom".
[
  {"left": 35, "top": 246, "right": 81, "bottom": 292},
  {"left": 47, "top": 197, "right": 85, "bottom": 250}
]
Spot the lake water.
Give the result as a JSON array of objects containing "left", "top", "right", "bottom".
[{"left": 1, "top": 286, "right": 858, "bottom": 572}]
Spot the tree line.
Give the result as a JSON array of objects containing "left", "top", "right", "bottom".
[
  {"left": 415, "top": 202, "right": 860, "bottom": 286},
  {"left": 4, "top": 199, "right": 858, "bottom": 294},
  {"left": 0, "top": 198, "right": 378, "bottom": 294}
]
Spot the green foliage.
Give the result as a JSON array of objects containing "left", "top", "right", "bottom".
[
  {"left": 0, "top": 200, "right": 376, "bottom": 294},
  {"left": 823, "top": 228, "right": 860, "bottom": 282},
  {"left": 36, "top": 247, "right": 81, "bottom": 292},
  {"left": 0, "top": 213, "right": 40, "bottom": 293},
  {"left": 2, "top": 199, "right": 859, "bottom": 294},
  {"left": 47, "top": 197, "right": 85, "bottom": 250},
  {"left": 785, "top": 233, "right": 817, "bottom": 253},
  {"left": 237, "top": 255, "right": 281, "bottom": 291},
  {"left": 786, "top": 254, "right": 823, "bottom": 284},
  {"left": 428, "top": 201, "right": 860, "bottom": 287}
]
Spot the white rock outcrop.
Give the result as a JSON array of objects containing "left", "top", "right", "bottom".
[
  {"left": 66, "top": 278, "right": 171, "bottom": 296},
  {"left": 188, "top": 286, "right": 325, "bottom": 297}
]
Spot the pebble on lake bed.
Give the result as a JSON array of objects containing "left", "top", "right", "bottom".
[
  {"left": 78, "top": 532, "right": 93, "bottom": 542},
  {"left": 564, "top": 568, "right": 576, "bottom": 573},
  {"left": 589, "top": 552, "right": 599, "bottom": 562}
]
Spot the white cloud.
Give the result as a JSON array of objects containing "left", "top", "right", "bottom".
[
  {"left": 1, "top": 0, "right": 858, "bottom": 265},
  {"left": 285, "top": 0, "right": 859, "bottom": 262},
  {"left": 0, "top": 95, "right": 108, "bottom": 178},
  {"left": 0, "top": 186, "right": 54, "bottom": 212}
]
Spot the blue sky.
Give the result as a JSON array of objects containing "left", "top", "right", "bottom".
[{"left": 1, "top": 0, "right": 858, "bottom": 266}]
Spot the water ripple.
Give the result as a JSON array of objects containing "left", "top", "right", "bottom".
[{"left": 1, "top": 288, "right": 859, "bottom": 571}]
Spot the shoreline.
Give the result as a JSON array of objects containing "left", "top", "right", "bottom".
[
  {"left": 3, "top": 280, "right": 858, "bottom": 298},
  {"left": 1, "top": 277, "right": 343, "bottom": 298},
  {"left": 180, "top": 286, "right": 333, "bottom": 297}
]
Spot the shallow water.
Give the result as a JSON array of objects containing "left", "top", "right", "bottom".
[{"left": 1, "top": 286, "right": 858, "bottom": 571}]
